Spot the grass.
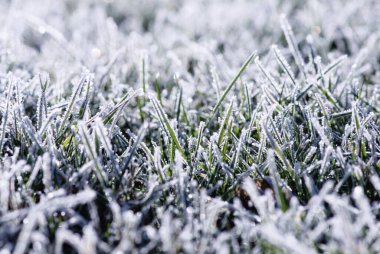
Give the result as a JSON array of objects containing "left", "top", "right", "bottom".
[{"left": 0, "top": 0, "right": 380, "bottom": 253}]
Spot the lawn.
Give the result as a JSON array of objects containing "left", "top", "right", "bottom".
[{"left": 0, "top": 0, "right": 380, "bottom": 253}]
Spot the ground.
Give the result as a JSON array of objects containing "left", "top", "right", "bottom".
[{"left": 0, "top": 0, "right": 380, "bottom": 253}]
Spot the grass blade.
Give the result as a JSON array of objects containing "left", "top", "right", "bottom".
[
  {"left": 206, "top": 51, "right": 256, "bottom": 127},
  {"left": 151, "top": 97, "right": 188, "bottom": 164}
]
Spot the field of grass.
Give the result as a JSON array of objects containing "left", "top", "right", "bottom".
[{"left": 1, "top": 0, "right": 380, "bottom": 253}]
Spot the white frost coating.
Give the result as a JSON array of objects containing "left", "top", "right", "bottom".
[
  {"left": 260, "top": 224, "right": 317, "bottom": 254},
  {"left": 0, "top": 0, "right": 380, "bottom": 252}
]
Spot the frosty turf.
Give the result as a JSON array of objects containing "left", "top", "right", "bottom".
[{"left": 0, "top": 0, "right": 380, "bottom": 253}]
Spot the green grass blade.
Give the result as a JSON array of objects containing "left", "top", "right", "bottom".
[
  {"left": 151, "top": 97, "right": 188, "bottom": 164},
  {"left": 218, "top": 101, "right": 234, "bottom": 147},
  {"left": 206, "top": 51, "right": 256, "bottom": 127}
]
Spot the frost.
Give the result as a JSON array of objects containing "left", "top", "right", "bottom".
[{"left": 1, "top": 0, "right": 380, "bottom": 253}]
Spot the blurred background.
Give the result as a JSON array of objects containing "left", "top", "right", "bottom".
[{"left": 1, "top": 0, "right": 379, "bottom": 102}]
